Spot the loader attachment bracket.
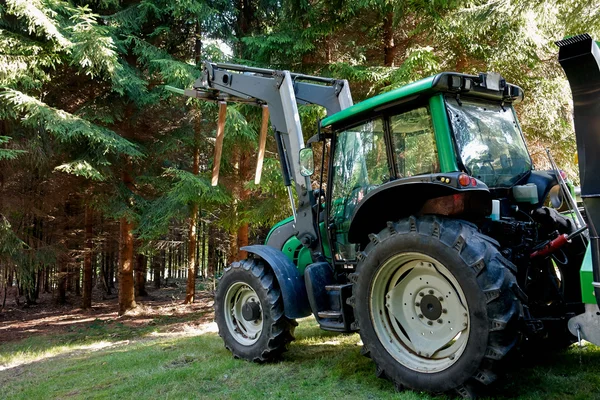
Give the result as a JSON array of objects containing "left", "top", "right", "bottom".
[{"left": 557, "top": 33, "right": 600, "bottom": 307}]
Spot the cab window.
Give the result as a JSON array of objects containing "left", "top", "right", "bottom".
[
  {"left": 330, "top": 118, "right": 387, "bottom": 260},
  {"left": 390, "top": 107, "right": 439, "bottom": 177}
]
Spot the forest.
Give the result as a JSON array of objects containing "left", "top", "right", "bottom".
[{"left": 2, "top": 1, "right": 600, "bottom": 399}]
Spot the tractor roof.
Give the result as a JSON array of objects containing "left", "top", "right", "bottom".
[{"left": 321, "top": 72, "right": 524, "bottom": 129}]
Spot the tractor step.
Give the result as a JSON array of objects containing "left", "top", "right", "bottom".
[
  {"left": 304, "top": 262, "right": 357, "bottom": 333},
  {"left": 317, "top": 310, "right": 342, "bottom": 319}
]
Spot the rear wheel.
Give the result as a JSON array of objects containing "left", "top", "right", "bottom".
[
  {"left": 350, "top": 216, "right": 522, "bottom": 398},
  {"left": 215, "top": 258, "right": 296, "bottom": 362}
]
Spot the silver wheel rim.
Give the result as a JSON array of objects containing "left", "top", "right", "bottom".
[
  {"left": 224, "top": 282, "right": 263, "bottom": 346},
  {"left": 370, "top": 252, "right": 470, "bottom": 373}
]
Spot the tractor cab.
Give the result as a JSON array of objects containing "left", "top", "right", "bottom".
[{"left": 320, "top": 72, "right": 529, "bottom": 262}]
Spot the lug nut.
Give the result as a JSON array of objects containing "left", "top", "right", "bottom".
[
  {"left": 419, "top": 292, "right": 425, "bottom": 297},
  {"left": 415, "top": 302, "right": 420, "bottom": 307},
  {"left": 418, "top": 314, "right": 424, "bottom": 319},
  {"left": 442, "top": 309, "right": 447, "bottom": 314},
  {"left": 427, "top": 321, "right": 433, "bottom": 326},
  {"left": 438, "top": 296, "right": 444, "bottom": 302},
  {"left": 429, "top": 290, "right": 434, "bottom": 295},
  {"left": 438, "top": 319, "right": 443, "bottom": 324}
]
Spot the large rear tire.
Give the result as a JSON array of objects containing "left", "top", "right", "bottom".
[
  {"left": 350, "top": 216, "right": 522, "bottom": 398},
  {"left": 215, "top": 258, "right": 297, "bottom": 362}
]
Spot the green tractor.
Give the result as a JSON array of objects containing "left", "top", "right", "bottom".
[{"left": 177, "top": 34, "right": 600, "bottom": 397}]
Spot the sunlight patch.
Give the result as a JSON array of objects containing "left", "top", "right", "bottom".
[
  {"left": 0, "top": 340, "right": 126, "bottom": 372},
  {"left": 148, "top": 322, "right": 218, "bottom": 338}
]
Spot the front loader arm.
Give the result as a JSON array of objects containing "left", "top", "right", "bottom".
[{"left": 180, "top": 62, "right": 353, "bottom": 253}]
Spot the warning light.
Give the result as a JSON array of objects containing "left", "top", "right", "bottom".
[{"left": 458, "top": 173, "right": 470, "bottom": 186}]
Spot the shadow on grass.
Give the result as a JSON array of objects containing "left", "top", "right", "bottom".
[
  {"left": 0, "top": 310, "right": 209, "bottom": 370},
  {"left": 1, "top": 316, "right": 599, "bottom": 400}
]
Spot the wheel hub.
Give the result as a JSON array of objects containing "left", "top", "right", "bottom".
[
  {"left": 223, "top": 282, "right": 264, "bottom": 346},
  {"left": 242, "top": 301, "right": 261, "bottom": 321},
  {"left": 420, "top": 294, "right": 442, "bottom": 321}
]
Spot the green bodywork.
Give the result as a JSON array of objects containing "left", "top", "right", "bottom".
[
  {"left": 264, "top": 215, "right": 294, "bottom": 244},
  {"left": 581, "top": 245, "right": 596, "bottom": 304},
  {"left": 281, "top": 236, "right": 313, "bottom": 275},
  {"left": 428, "top": 94, "right": 459, "bottom": 173},
  {"left": 321, "top": 76, "right": 436, "bottom": 128},
  {"left": 265, "top": 217, "right": 332, "bottom": 275}
]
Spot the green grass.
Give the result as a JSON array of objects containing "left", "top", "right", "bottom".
[{"left": 1, "top": 315, "right": 600, "bottom": 399}]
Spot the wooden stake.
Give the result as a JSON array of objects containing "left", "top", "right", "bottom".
[
  {"left": 212, "top": 101, "right": 227, "bottom": 186},
  {"left": 254, "top": 105, "right": 270, "bottom": 184}
]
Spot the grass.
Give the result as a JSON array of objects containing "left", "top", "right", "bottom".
[{"left": 1, "top": 314, "right": 600, "bottom": 400}]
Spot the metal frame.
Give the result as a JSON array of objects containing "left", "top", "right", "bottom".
[{"left": 185, "top": 61, "right": 354, "bottom": 253}]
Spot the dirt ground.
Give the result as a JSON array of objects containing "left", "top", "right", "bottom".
[{"left": 0, "top": 281, "right": 215, "bottom": 344}]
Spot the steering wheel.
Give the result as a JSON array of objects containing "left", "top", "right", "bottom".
[{"left": 467, "top": 158, "right": 495, "bottom": 179}]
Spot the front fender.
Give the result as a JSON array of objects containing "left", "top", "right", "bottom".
[
  {"left": 241, "top": 244, "right": 311, "bottom": 319},
  {"left": 348, "top": 173, "right": 491, "bottom": 246}
]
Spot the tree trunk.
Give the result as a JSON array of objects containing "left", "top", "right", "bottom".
[
  {"left": 75, "top": 266, "right": 80, "bottom": 296},
  {"left": 108, "top": 252, "right": 114, "bottom": 290},
  {"left": 118, "top": 169, "right": 136, "bottom": 315},
  {"left": 195, "top": 212, "right": 201, "bottom": 279},
  {"left": 383, "top": 11, "right": 396, "bottom": 67},
  {"left": 153, "top": 255, "right": 161, "bottom": 289},
  {"left": 184, "top": 122, "right": 201, "bottom": 304},
  {"left": 2, "top": 267, "right": 7, "bottom": 310},
  {"left": 168, "top": 247, "right": 172, "bottom": 278},
  {"left": 57, "top": 257, "right": 67, "bottom": 304},
  {"left": 82, "top": 206, "right": 93, "bottom": 309},
  {"left": 135, "top": 253, "right": 147, "bottom": 297},
  {"left": 201, "top": 219, "right": 206, "bottom": 278},
  {"left": 237, "top": 150, "right": 251, "bottom": 260},
  {"left": 208, "top": 224, "right": 216, "bottom": 278}
]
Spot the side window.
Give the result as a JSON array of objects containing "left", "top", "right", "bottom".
[
  {"left": 390, "top": 107, "right": 439, "bottom": 177},
  {"left": 330, "top": 118, "right": 387, "bottom": 261}
]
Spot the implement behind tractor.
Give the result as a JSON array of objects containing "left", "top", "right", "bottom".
[{"left": 170, "top": 33, "right": 600, "bottom": 398}]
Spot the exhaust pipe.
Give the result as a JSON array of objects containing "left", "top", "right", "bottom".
[{"left": 556, "top": 33, "right": 600, "bottom": 306}]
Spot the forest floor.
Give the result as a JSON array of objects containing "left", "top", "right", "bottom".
[{"left": 1, "top": 283, "right": 600, "bottom": 400}]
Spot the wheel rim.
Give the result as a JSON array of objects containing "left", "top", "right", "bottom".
[
  {"left": 370, "top": 252, "right": 470, "bottom": 373},
  {"left": 224, "top": 282, "right": 263, "bottom": 346}
]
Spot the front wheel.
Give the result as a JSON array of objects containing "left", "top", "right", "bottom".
[
  {"left": 215, "top": 258, "right": 296, "bottom": 362},
  {"left": 351, "top": 216, "right": 522, "bottom": 398}
]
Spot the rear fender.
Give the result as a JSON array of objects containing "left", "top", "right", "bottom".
[
  {"left": 241, "top": 245, "right": 311, "bottom": 319},
  {"left": 348, "top": 173, "right": 491, "bottom": 246}
]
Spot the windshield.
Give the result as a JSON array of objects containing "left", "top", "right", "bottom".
[{"left": 446, "top": 97, "right": 532, "bottom": 187}]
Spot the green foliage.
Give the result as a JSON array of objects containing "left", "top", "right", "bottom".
[
  {"left": 136, "top": 168, "right": 229, "bottom": 240},
  {"left": 67, "top": 6, "right": 119, "bottom": 78},
  {"left": 54, "top": 160, "right": 105, "bottom": 180},
  {"left": 0, "top": 88, "right": 142, "bottom": 160},
  {"left": 0, "top": 215, "right": 26, "bottom": 259},
  {"left": 0, "top": 136, "right": 25, "bottom": 160}
]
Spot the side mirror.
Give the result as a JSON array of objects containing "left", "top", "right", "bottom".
[{"left": 299, "top": 147, "right": 314, "bottom": 177}]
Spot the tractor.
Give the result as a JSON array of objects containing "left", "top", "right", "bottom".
[{"left": 172, "top": 33, "right": 600, "bottom": 398}]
